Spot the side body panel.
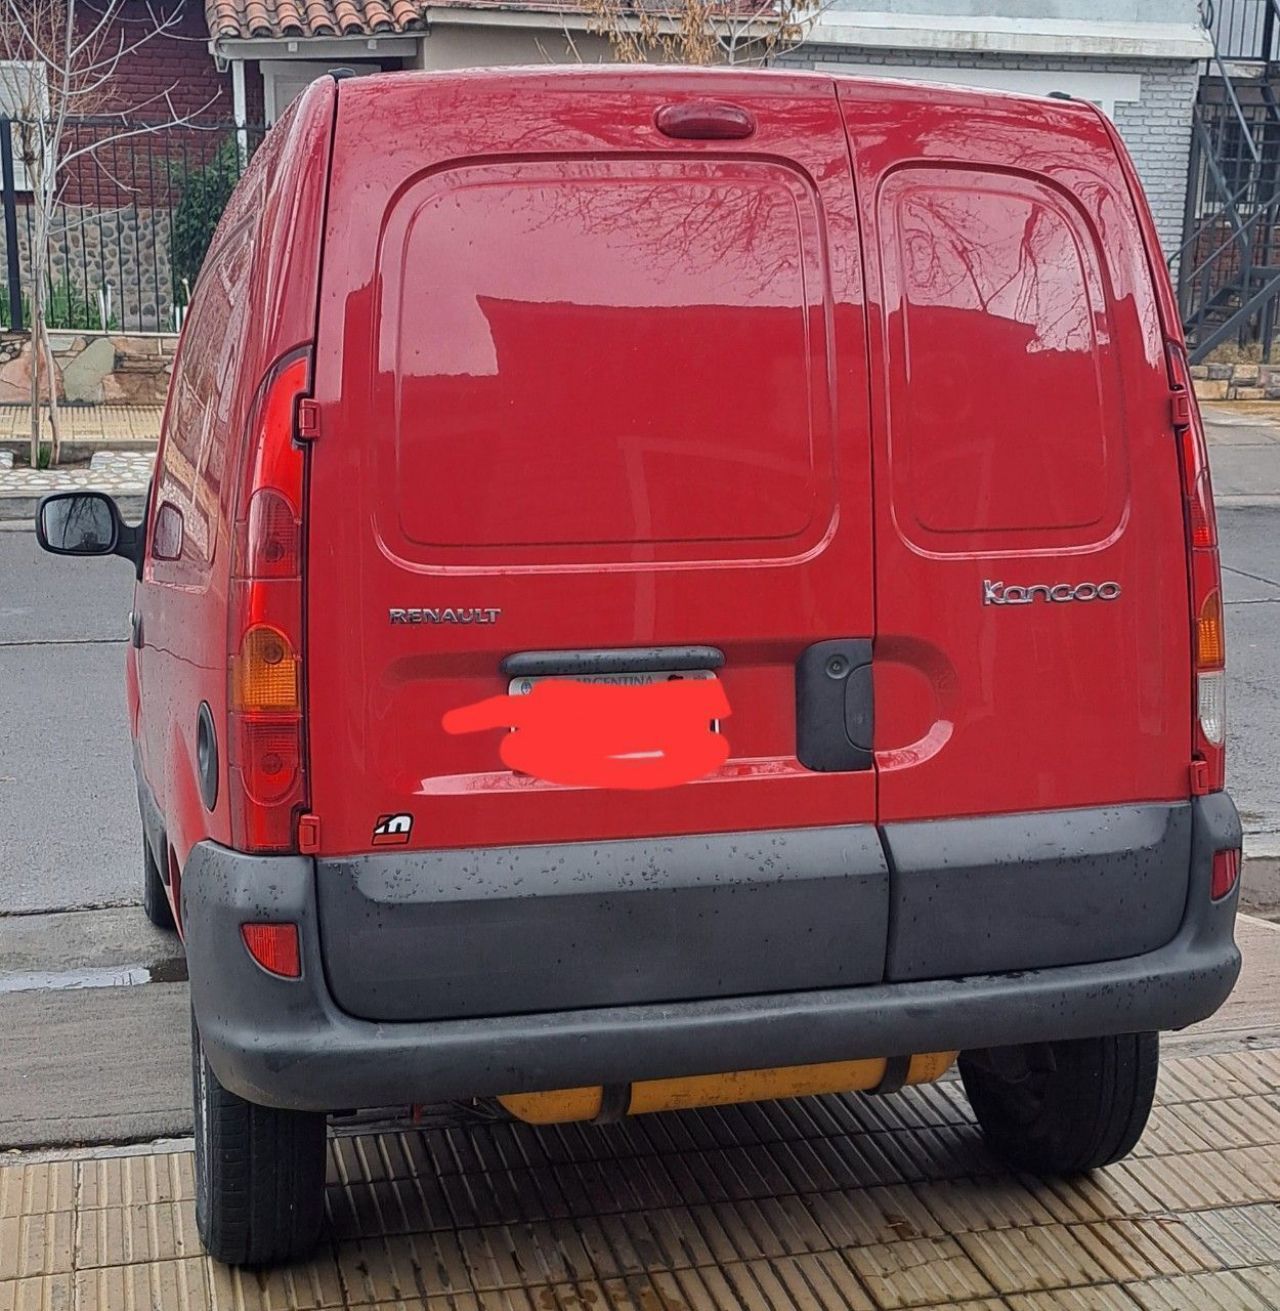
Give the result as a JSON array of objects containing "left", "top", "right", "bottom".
[{"left": 135, "top": 80, "right": 334, "bottom": 890}]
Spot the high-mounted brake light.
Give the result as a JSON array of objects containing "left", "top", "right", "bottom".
[
  {"left": 227, "top": 350, "right": 311, "bottom": 853},
  {"left": 1168, "top": 343, "right": 1226, "bottom": 793}
]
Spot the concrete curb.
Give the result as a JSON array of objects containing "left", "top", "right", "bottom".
[
  {"left": 1242, "top": 845, "right": 1280, "bottom": 922},
  {"left": 1216, "top": 494, "right": 1280, "bottom": 508},
  {"left": 0, "top": 490, "right": 146, "bottom": 523},
  {"left": 0, "top": 438, "right": 157, "bottom": 459}
]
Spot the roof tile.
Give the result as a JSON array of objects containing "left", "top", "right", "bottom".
[{"left": 208, "top": 0, "right": 762, "bottom": 41}]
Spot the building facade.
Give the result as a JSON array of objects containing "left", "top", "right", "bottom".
[{"left": 786, "top": 2, "right": 1211, "bottom": 259}]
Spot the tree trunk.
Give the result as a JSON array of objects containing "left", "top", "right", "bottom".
[
  {"left": 27, "top": 282, "right": 42, "bottom": 469},
  {"left": 37, "top": 318, "right": 63, "bottom": 465}
]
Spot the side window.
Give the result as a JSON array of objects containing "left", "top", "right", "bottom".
[{"left": 150, "top": 216, "right": 254, "bottom": 584}]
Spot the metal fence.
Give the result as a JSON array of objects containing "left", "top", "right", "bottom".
[
  {"left": 1208, "top": 0, "right": 1280, "bottom": 61},
  {"left": 0, "top": 116, "right": 268, "bottom": 335},
  {"left": 1179, "top": 81, "right": 1280, "bottom": 359}
]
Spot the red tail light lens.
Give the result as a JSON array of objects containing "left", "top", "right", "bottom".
[
  {"left": 1210, "top": 848, "right": 1240, "bottom": 901},
  {"left": 227, "top": 351, "right": 311, "bottom": 853},
  {"left": 235, "top": 718, "right": 303, "bottom": 805},
  {"left": 241, "top": 922, "right": 301, "bottom": 978},
  {"left": 243, "top": 488, "right": 301, "bottom": 577}
]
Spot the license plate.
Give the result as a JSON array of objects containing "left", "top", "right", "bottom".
[{"left": 508, "top": 669, "right": 716, "bottom": 696}]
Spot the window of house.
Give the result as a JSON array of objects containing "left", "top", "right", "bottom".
[{"left": 0, "top": 60, "right": 49, "bottom": 191}]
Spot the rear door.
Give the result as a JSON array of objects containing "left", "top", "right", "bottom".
[
  {"left": 839, "top": 81, "right": 1190, "bottom": 819},
  {"left": 838, "top": 83, "right": 1194, "bottom": 977},
  {"left": 309, "top": 69, "right": 878, "bottom": 853},
  {"left": 306, "top": 71, "right": 885, "bottom": 1008}
]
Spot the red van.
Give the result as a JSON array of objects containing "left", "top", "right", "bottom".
[{"left": 38, "top": 67, "right": 1241, "bottom": 1267}]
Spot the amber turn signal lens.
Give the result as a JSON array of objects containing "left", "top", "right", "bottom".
[
  {"left": 240, "top": 922, "right": 301, "bottom": 978},
  {"left": 1196, "top": 590, "right": 1225, "bottom": 670},
  {"left": 233, "top": 624, "right": 299, "bottom": 711}
]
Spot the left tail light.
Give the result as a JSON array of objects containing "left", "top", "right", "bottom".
[{"left": 227, "top": 351, "right": 311, "bottom": 852}]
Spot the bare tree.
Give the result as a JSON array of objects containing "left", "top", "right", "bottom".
[
  {"left": 583, "top": 0, "right": 825, "bottom": 66},
  {"left": 0, "top": 0, "right": 216, "bottom": 466}
]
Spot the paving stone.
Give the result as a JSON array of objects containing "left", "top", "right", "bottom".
[
  {"left": 0, "top": 1164, "right": 74, "bottom": 1220},
  {"left": 1180, "top": 1203, "right": 1280, "bottom": 1267},
  {"left": 0, "top": 1274, "right": 75, "bottom": 1311},
  {"left": 0, "top": 450, "right": 153, "bottom": 499},
  {"left": 1124, "top": 1266, "right": 1280, "bottom": 1310},
  {"left": 0, "top": 403, "right": 161, "bottom": 443},
  {"left": 844, "top": 1236, "right": 997, "bottom": 1308},
  {"left": 1, "top": 1048, "right": 1280, "bottom": 1308},
  {"left": 1006, "top": 1291, "right": 1138, "bottom": 1311}
]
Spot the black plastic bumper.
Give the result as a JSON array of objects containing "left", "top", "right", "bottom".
[{"left": 183, "top": 794, "right": 1242, "bottom": 1112}]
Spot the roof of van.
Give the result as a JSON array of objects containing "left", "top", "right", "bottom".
[{"left": 325, "top": 64, "right": 1104, "bottom": 122}]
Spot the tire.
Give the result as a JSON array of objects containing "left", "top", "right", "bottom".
[
  {"left": 960, "top": 1032, "right": 1158, "bottom": 1174},
  {"left": 191, "top": 1011, "right": 327, "bottom": 1266},
  {"left": 142, "top": 837, "right": 176, "bottom": 931}
]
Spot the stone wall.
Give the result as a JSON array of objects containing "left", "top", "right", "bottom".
[
  {"left": 0, "top": 331, "right": 176, "bottom": 406},
  {"left": 1191, "top": 361, "right": 1280, "bottom": 402},
  {"left": 0, "top": 208, "right": 178, "bottom": 335}
]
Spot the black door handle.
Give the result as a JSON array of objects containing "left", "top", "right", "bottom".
[
  {"left": 129, "top": 610, "right": 143, "bottom": 649},
  {"left": 796, "top": 638, "right": 874, "bottom": 772}
]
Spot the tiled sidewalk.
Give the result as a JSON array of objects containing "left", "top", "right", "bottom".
[
  {"left": 0, "top": 405, "right": 162, "bottom": 446},
  {"left": 4, "top": 1045, "right": 1280, "bottom": 1310}
]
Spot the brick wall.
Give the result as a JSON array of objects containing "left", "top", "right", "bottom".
[
  {"left": 783, "top": 46, "right": 1200, "bottom": 260},
  {"left": 53, "top": 0, "right": 233, "bottom": 209},
  {"left": 95, "top": 0, "right": 230, "bottom": 120}
]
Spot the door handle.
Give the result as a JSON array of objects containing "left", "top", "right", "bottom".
[
  {"left": 129, "top": 610, "right": 143, "bottom": 649},
  {"left": 796, "top": 638, "right": 874, "bottom": 772}
]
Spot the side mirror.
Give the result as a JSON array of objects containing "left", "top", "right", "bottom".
[{"left": 36, "top": 492, "right": 145, "bottom": 574}]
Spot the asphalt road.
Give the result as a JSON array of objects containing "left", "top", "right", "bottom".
[
  {"left": 1, "top": 530, "right": 136, "bottom": 914},
  {"left": 1, "top": 484, "right": 1279, "bottom": 1147},
  {"left": 1220, "top": 505, "right": 1280, "bottom": 844}
]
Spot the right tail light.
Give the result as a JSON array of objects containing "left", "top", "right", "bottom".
[{"left": 1168, "top": 344, "right": 1225, "bottom": 793}]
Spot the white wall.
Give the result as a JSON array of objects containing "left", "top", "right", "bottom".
[{"left": 415, "top": 26, "right": 616, "bottom": 71}]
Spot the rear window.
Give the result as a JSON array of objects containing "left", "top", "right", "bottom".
[
  {"left": 375, "top": 160, "right": 834, "bottom": 554},
  {"left": 878, "top": 167, "right": 1129, "bottom": 554}
]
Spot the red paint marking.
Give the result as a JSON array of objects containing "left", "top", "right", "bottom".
[{"left": 443, "top": 678, "right": 731, "bottom": 790}]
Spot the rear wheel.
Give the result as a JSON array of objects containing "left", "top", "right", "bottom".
[
  {"left": 960, "top": 1033, "right": 1158, "bottom": 1174},
  {"left": 191, "top": 1011, "right": 327, "bottom": 1266},
  {"left": 142, "top": 838, "right": 176, "bottom": 931}
]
